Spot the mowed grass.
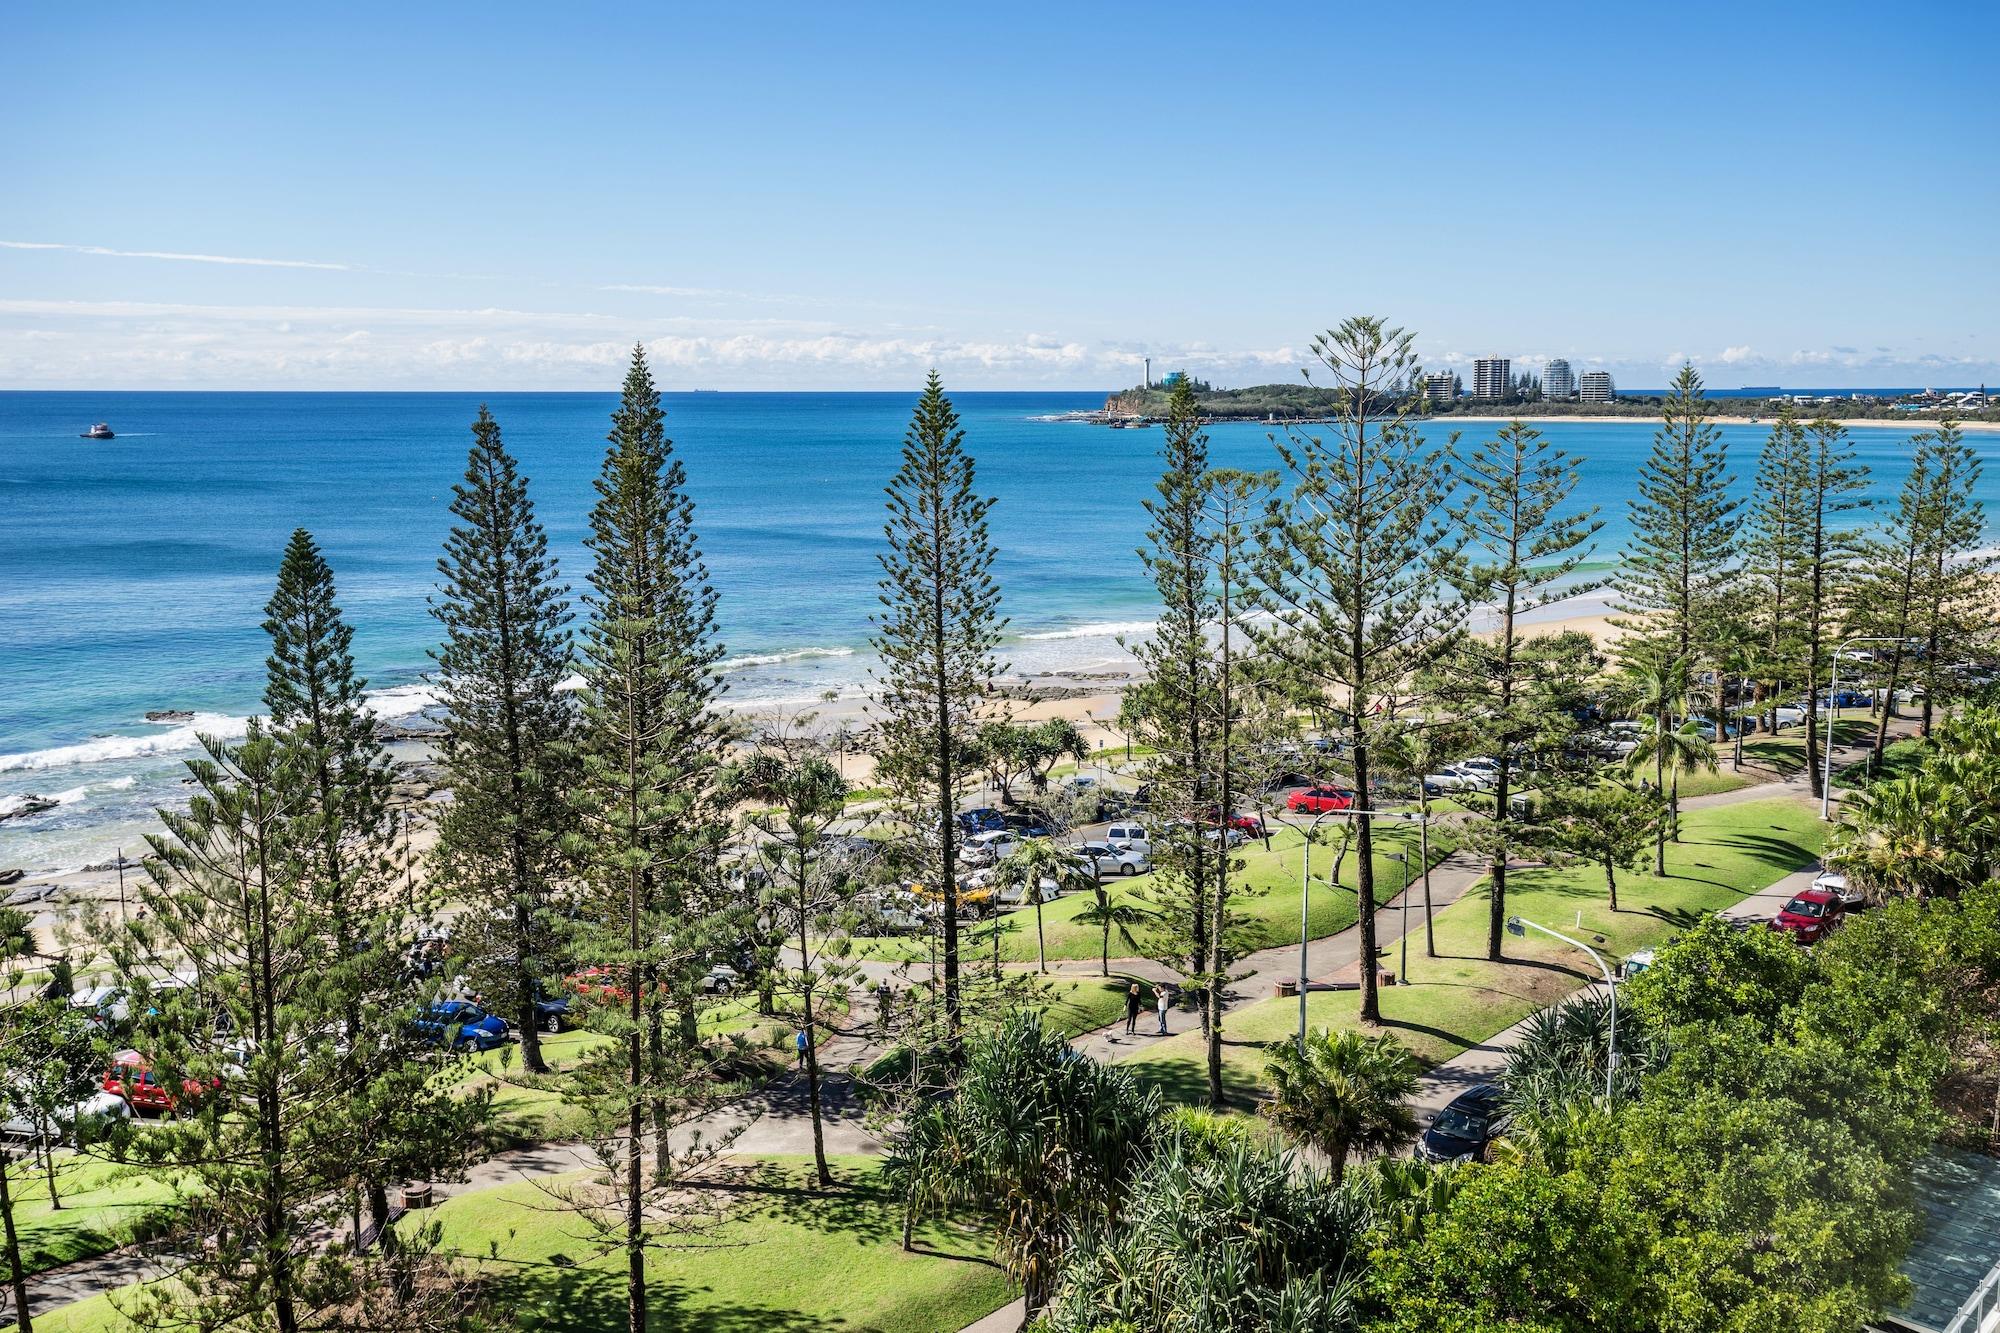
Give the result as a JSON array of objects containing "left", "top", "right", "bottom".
[
  {"left": 850, "top": 820, "right": 1447, "bottom": 966},
  {"left": 15, "top": 1157, "right": 1012, "bottom": 1333},
  {"left": 413, "top": 1155, "right": 1010, "bottom": 1333},
  {"left": 3, "top": 1152, "right": 183, "bottom": 1278},
  {"left": 1116, "top": 796, "right": 1825, "bottom": 1106}
]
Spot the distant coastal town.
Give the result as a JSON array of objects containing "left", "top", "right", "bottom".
[{"left": 1094, "top": 362, "right": 1996, "bottom": 426}]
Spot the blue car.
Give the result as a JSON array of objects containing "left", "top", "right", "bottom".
[
  {"left": 957, "top": 807, "right": 1006, "bottom": 835},
  {"left": 411, "top": 1000, "right": 511, "bottom": 1052}
]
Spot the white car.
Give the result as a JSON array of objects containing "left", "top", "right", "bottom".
[
  {"left": 1769, "top": 704, "right": 1808, "bottom": 728},
  {"left": 1423, "top": 766, "right": 1491, "bottom": 794},
  {"left": 958, "top": 830, "right": 1023, "bottom": 867},
  {"left": 699, "top": 964, "right": 740, "bottom": 994},
  {"left": 1618, "top": 948, "right": 1657, "bottom": 981},
  {"left": 1810, "top": 870, "right": 1865, "bottom": 910},
  {"left": 1073, "top": 841, "right": 1151, "bottom": 877},
  {"left": 2, "top": 1084, "right": 133, "bottom": 1144},
  {"left": 994, "top": 879, "right": 1061, "bottom": 909}
]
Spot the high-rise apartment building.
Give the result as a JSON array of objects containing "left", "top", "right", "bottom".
[
  {"left": 1472, "top": 358, "right": 1511, "bottom": 400},
  {"left": 1425, "top": 370, "right": 1457, "bottom": 402},
  {"left": 1578, "top": 370, "right": 1616, "bottom": 403},
  {"left": 1544, "top": 359, "right": 1577, "bottom": 400}
]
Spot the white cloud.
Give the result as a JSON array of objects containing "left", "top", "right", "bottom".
[
  {"left": 1719, "top": 344, "right": 1755, "bottom": 363},
  {"left": 0, "top": 239, "right": 352, "bottom": 271}
]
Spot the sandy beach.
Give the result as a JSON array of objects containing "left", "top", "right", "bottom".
[{"left": 1431, "top": 414, "right": 2000, "bottom": 433}]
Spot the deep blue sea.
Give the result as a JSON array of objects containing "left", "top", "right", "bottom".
[{"left": 2, "top": 390, "right": 1995, "bottom": 871}]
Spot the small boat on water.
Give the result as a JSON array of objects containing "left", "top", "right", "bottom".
[{"left": 80, "top": 422, "right": 115, "bottom": 439}]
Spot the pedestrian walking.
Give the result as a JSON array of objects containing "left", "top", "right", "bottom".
[
  {"left": 795, "top": 1028, "right": 809, "bottom": 1069},
  {"left": 1155, "top": 984, "right": 1171, "bottom": 1035},
  {"left": 1123, "top": 981, "right": 1142, "bottom": 1035}
]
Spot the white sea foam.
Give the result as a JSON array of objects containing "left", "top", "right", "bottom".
[
  {"left": 365, "top": 682, "right": 442, "bottom": 717},
  {"left": 720, "top": 646, "right": 856, "bottom": 672},
  {"left": 1018, "top": 620, "right": 1157, "bottom": 642},
  {"left": 0, "top": 712, "right": 250, "bottom": 774}
]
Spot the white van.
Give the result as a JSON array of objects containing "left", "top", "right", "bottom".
[{"left": 1103, "top": 823, "right": 1152, "bottom": 855}]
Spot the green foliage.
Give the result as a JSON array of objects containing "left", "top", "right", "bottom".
[
  {"left": 1248, "top": 316, "right": 1465, "bottom": 1025},
  {"left": 1363, "top": 1161, "right": 1643, "bottom": 1332},
  {"left": 870, "top": 371, "right": 1003, "bottom": 1042},
  {"left": 886, "top": 1013, "right": 1157, "bottom": 1316},
  {"left": 1831, "top": 703, "right": 2000, "bottom": 897},
  {"left": 1039, "top": 1132, "right": 1367, "bottom": 1333},
  {"left": 1610, "top": 364, "right": 1739, "bottom": 680},
  {"left": 1531, "top": 779, "right": 1666, "bottom": 912},
  {"left": 430, "top": 404, "right": 578, "bottom": 1076},
  {"left": 1261, "top": 1028, "right": 1418, "bottom": 1183}
]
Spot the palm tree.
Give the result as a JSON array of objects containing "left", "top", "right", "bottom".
[
  {"left": 883, "top": 1013, "right": 1156, "bottom": 1317},
  {"left": 1830, "top": 773, "right": 1975, "bottom": 900},
  {"left": 1072, "top": 875, "right": 1153, "bottom": 978},
  {"left": 1625, "top": 717, "right": 1715, "bottom": 871},
  {"left": 994, "top": 838, "right": 1095, "bottom": 973},
  {"left": 1617, "top": 654, "right": 1681, "bottom": 873},
  {"left": 1260, "top": 1027, "right": 1418, "bottom": 1183}
]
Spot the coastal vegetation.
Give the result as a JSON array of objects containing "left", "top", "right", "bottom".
[{"left": 9, "top": 313, "right": 1998, "bottom": 1333}]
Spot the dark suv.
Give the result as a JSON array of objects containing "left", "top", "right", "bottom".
[{"left": 1417, "top": 1083, "right": 1510, "bottom": 1163}]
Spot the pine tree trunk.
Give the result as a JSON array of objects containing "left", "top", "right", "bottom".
[
  {"left": 801, "top": 983, "right": 831, "bottom": 1187},
  {"left": 2, "top": 1148, "right": 32, "bottom": 1333},
  {"left": 1605, "top": 863, "right": 1619, "bottom": 914}
]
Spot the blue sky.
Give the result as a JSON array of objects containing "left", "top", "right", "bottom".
[{"left": 4, "top": 2, "right": 1996, "bottom": 390}]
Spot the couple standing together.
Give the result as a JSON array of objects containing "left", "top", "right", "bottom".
[{"left": 1124, "top": 981, "right": 1171, "bottom": 1035}]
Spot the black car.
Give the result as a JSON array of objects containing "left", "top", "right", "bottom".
[
  {"left": 1001, "top": 812, "right": 1053, "bottom": 837},
  {"left": 1416, "top": 1083, "right": 1510, "bottom": 1163}
]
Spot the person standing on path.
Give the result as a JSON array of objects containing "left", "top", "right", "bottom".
[
  {"left": 1155, "top": 984, "right": 1171, "bottom": 1035},
  {"left": 1124, "top": 982, "right": 1142, "bottom": 1035}
]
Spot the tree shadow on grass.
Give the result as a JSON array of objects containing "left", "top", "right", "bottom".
[{"left": 469, "top": 1261, "right": 830, "bottom": 1333}]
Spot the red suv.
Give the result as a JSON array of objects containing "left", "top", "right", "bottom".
[
  {"left": 1769, "top": 888, "right": 1845, "bottom": 945},
  {"left": 1286, "top": 787, "right": 1356, "bottom": 815},
  {"left": 104, "top": 1051, "right": 219, "bottom": 1116}
]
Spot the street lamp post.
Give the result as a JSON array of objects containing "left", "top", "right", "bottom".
[
  {"left": 1506, "top": 914, "right": 1619, "bottom": 1103},
  {"left": 1389, "top": 851, "right": 1410, "bottom": 985},
  {"left": 1821, "top": 635, "right": 1903, "bottom": 821},
  {"left": 1271, "top": 802, "right": 1430, "bottom": 1049}
]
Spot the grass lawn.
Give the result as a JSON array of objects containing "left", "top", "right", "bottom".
[
  {"left": 2, "top": 1152, "right": 183, "bottom": 1279},
  {"left": 413, "top": 1154, "right": 1010, "bottom": 1333},
  {"left": 850, "top": 820, "right": 1448, "bottom": 966},
  {"left": 1116, "top": 795, "right": 1826, "bottom": 1106},
  {"left": 15, "top": 1156, "right": 1013, "bottom": 1333}
]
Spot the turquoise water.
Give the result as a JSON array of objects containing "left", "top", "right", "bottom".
[{"left": 0, "top": 391, "right": 1990, "bottom": 870}]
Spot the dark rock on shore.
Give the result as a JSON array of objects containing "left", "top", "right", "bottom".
[
  {"left": 145, "top": 709, "right": 196, "bottom": 723},
  {"left": 0, "top": 795, "right": 58, "bottom": 823}
]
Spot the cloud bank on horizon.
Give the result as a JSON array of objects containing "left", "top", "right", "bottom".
[
  {"left": 2, "top": 284, "right": 1990, "bottom": 392},
  {"left": 5, "top": 5, "right": 1996, "bottom": 393}
]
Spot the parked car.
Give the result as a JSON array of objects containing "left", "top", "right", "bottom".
[
  {"left": 956, "top": 807, "right": 1006, "bottom": 835},
  {"left": 1810, "top": 870, "right": 1865, "bottom": 910},
  {"left": 410, "top": 1000, "right": 512, "bottom": 1052},
  {"left": 1416, "top": 1084, "right": 1511, "bottom": 1163},
  {"left": 1618, "top": 948, "right": 1657, "bottom": 980},
  {"left": 530, "top": 982, "right": 572, "bottom": 1033},
  {"left": 1820, "top": 689, "right": 1872, "bottom": 709},
  {"left": 2, "top": 1079, "right": 132, "bottom": 1143},
  {"left": 1001, "top": 811, "right": 1055, "bottom": 837},
  {"left": 959, "top": 830, "right": 1023, "bottom": 867},
  {"left": 699, "top": 964, "right": 741, "bottom": 994},
  {"left": 1422, "top": 766, "right": 1491, "bottom": 795},
  {"left": 1103, "top": 823, "right": 1152, "bottom": 854},
  {"left": 1768, "top": 888, "right": 1845, "bottom": 945},
  {"left": 1287, "top": 786, "right": 1356, "bottom": 814},
  {"left": 1768, "top": 703, "right": 1808, "bottom": 728},
  {"left": 102, "top": 1051, "right": 221, "bottom": 1116},
  {"left": 993, "top": 878, "right": 1060, "bottom": 909},
  {"left": 1690, "top": 720, "right": 1739, "bottom": 742},
  {"left": 1455, "top": 757, "right": 1503, "bottom": 781},
  {"left": 1073, "top": 841, "right": 1151, "bottom": 877}
]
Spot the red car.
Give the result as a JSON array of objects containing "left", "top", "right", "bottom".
[
  {"left": 1287, "top": 786, "right": 1356, "bottom": 815},
  {"left": 1769, "top": 888, "right": 1845, "bottom": 945},
  {"left": 103, "top": 1051, "right": 219, "bottom": 1116}
]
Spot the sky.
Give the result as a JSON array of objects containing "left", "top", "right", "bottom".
[{"left": 4, "top": 2, "right": 1997, "bottom": 392}]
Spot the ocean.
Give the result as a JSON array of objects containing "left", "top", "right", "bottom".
[{"left": 2, "top": 390, "right": 1994, "bottom": 873}]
